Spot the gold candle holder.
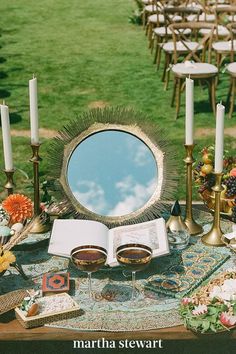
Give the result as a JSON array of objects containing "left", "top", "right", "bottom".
[
  {"left": 3, "top": 169, "right": 15, "bottom": 195},
  {"left": 201, "top": 172, "right": 224, "bottom": 247},
  {"left": 184, "top": 144, "right": 203, "bottom": 235},
  {"left": 29, "top": 143, "right": 49, "bottom": 234}
]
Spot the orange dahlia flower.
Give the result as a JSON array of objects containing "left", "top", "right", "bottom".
[{"left": 2, "top": 194, "right": 33, "bottom": 224}]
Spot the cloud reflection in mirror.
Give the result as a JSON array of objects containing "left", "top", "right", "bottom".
[{"left": 67, "top": 131, "right": 158, "bottom": 216}]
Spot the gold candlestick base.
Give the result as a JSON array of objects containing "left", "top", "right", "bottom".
[
  {"left": 201, "top": 172, "right": 224, "bottom": 247},
  {"left": 30, "top": 143, "right": 50, "bottom": 234},
  {"left": 184, "top": 218, "right": 203, "bottom": 236},
  {"left": 202, "top": 228, "right": 224, "bottom": 247},
  {"left": 3, "top": 169, "right": 15, "bottom": 195},
  {"left": 184, "top": 144, "right": 203, "bottom": 236}
]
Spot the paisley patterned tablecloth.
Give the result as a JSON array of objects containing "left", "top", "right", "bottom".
[{"left": 0, "top": 208, "right": 235, "bottom": 332}]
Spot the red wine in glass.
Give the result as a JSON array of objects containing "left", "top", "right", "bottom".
[
  {"left": 116, "top": 243, "right": 152, "bottom": 300},
  {"left": 71, "top": 245, "right": 107, "bottom": 300}
]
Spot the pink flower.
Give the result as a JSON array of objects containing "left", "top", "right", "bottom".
[
  {"left": 40, "top": 203, "right": 47, "bottom": 212},
  {"left": 182, "top": 297, "right": 192, "bottom": 306},
  {"left": 220, "top": 312, "right": 236, "bottom": 327},
  {"left": 192, "top": 304, "right": 208, "bottom": 316}
]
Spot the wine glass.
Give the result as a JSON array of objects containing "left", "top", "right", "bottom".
[
  {"left": 116, "top": 243, "right": 152, "bottom": 301},
  {"left": 70, "top": 245, "right": 107, "bottom": 300}
]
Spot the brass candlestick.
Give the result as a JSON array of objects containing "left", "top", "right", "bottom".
[
  {"left": 3, "top": 169, "right": 15, "bottom": 195},
  {"left": 184, "top": 144, "right": 203, "bottom": 235},
  {"left": 201, "top": 172, "right": 224, "bottom": 246},
  {"left": 30, "top": 144, "right": 49, "bottom": 234}
]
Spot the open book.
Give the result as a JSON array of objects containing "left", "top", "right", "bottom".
[{"left": 48, "top": 218, "right": 169, "bottom": 267}]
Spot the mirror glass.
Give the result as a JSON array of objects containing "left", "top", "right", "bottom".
[{"left": 67, "top": 131, "right": 158, "bottom": 216}]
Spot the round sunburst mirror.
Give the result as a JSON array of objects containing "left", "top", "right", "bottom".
[
  {"left": 67, "top": 129, "right": 160, "bottom": 217},
  {"left": 48, "top": 108, "right": 177, "bottom": 228}
]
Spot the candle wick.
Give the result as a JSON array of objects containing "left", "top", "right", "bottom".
[
  {"left": 3, "top": 99, "right": 5, "bottom": 105},
  {"left": 33, "top": 73, "right": 35, "bottom": 79},
  {"left": 220, "top": 100, "right": 222, "bottom": 105}
]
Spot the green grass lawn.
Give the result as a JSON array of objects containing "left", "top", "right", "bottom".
[{"left": 0, "top": 0, "right": 235, "bottom": 202}]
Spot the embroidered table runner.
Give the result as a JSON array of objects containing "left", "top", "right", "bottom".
[
  {"left": 0, "top": 208, "right": 234, "bottom": 332},
  {"left": 144, "top": 243, "right": 230, "bottom": 298}
]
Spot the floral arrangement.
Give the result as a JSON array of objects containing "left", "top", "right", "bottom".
[
  {"left": 2, "top": 194, "right": 33, "bottom": 224},
  {"left": 194, "top": 146, "right": 236, "bottom": 221},
  {"left": 0, "top": 247, "right": 16, "bottom": 274},
  {"left": 0, "top": 194, "right": 36, "bottom": 278},
  {"left": 0, "top": 194, "right": 33, "bottom": 246},
  {"left": 180, "top": 270, "right": 236, "bottom": 334}
]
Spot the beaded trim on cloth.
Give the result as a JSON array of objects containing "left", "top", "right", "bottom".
[{"left": 46, "top": 308, "right": 182, "bottom": 332}]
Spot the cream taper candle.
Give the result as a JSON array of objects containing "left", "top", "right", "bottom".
[
  {"left": 185, "top": 77, "right": 194, "bottom": 145},
  {"left": 29, "top": 76, "right": 39, "bottom": 144},
  {"left": 0, "top": 103, "right": 13, "bottom": 171},
  {"left": 214, "top": 103, "right": 225, "bottom": 173}
]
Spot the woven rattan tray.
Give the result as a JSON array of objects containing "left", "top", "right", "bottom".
[
  {"left": 0, "top": 289, "right": 29, "bottom": 315},
  {"left": 15, "top": 293, "right": 80, "bottom": 328}
]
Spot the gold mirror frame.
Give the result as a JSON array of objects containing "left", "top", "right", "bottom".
[{"left": 48, "top": 107, "right": 177, "bottom": 228}]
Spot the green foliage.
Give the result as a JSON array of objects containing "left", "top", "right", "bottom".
[
  {"left": 129, "top": 0, "right": 143, "bottom": 25},
  {"left": 134, "top": 0, "right": 144, "bottom": 11},
  {"left": 179, "top": 301, "right": 234, "bottom": 334},
  {"left": 232, "top": 302, "right": 236, "bottom": 315},
  {"left": 128, "top": 10, "right": 142, "bottom": 25},
  {"left": 180, "top": 303, "right": 224, "bottom": 333}
]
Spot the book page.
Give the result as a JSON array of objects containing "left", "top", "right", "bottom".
[
  {"left": 107, "top": 218, "right": 169, "bottom": 267},
  {"left": 48, "top": 219, "right": 109, "bottom": 258}
]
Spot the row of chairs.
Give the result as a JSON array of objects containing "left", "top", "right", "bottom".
[
  {"left": 152, "top": 6, "right": 236, "bottom": 69},
  {"left": 143, "top": 0, "right": 236, "bottom": 29},
  {"left": 140, "top": 0, "right": 236, "bottom": 118}
]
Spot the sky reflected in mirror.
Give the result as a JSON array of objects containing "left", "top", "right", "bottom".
[{"left": 67, "top": 131, "right": 158, "bottom": 216}]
